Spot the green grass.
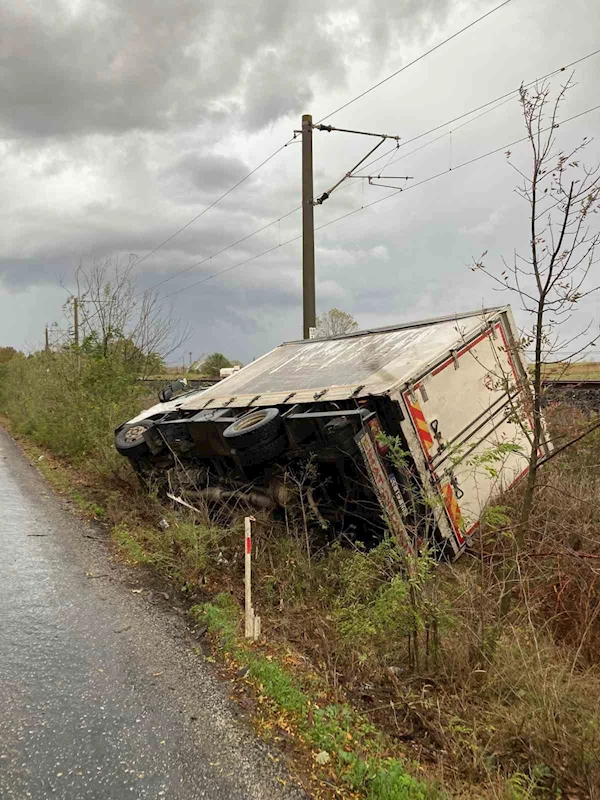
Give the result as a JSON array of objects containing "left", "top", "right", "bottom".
[
  {"left": 191, "top": 594, "right": 443, "bottom": 800},
  {"left": 113, "top": 524, "right": 161, "bottom": 566},
  {"left": 71, "top": 491, "right": 106, "bottom": 518},
  {"left": 368, "top": 761, "right": 437, "bottom": 800},
  {"left": 198, "top": 592, "right": 238, "bottom": 649},
  {"left": 246, "top": 655, "right": 308, "bottom": 714}
]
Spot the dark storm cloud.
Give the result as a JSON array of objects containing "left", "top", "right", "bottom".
[
  {"left": 166, "top": 153, "right": 251, "bottom": 193},
  {"left": 6, "top": 0, "right": 599, "bottom": 363},
  {"left": 0, "top": 0, "right": 453, "bottom": 140}
]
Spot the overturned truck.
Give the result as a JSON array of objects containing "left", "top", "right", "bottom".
[{"left": 115, "top": 307, "right": 551, "bottom": 560}]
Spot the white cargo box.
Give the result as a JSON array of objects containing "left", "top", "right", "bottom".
[{"left": 181, "top": 306, "right": 551, "bottom": 556}]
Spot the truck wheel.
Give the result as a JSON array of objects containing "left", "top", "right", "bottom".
[
  {"left": 223, "top": 408, "right": 281, "bottom": 449},
  {"left": 115, "top": 419, "right": 154, "bottom": 458},
  {"left": 236, "top": 435, "right": 286, "bottom": 467}
]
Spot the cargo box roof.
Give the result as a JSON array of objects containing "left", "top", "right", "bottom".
[{"left": 181, "top": 307, "right": 507, "bottom": 410}]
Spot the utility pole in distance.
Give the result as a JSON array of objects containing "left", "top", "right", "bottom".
[
  {"left": 301, "top": 114, "right": 316, "bottom": 339},
  {"left": 73, "top": 297, "right": 81, "bottom": 376},
  {"left": 73, "top": 297, "right": 79, "bottom": 348},
  {"left": 45, "top": 325, "right": 50, "bottom": 353}
]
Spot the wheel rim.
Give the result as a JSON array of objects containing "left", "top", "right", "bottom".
[
  {"left": 233, "top": 411, "right": 267, "bottom": 431},
  {"left": 124, "top": 424, "right": 147, "bottom": 443}
]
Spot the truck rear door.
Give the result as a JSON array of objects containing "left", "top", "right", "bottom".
[{"left": 401, "top": 317, "right": 535, "bottom": 550}]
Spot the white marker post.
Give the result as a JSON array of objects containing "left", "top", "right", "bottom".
[{"left": 244, "top": 516, "right": 261, "bottom": 640}]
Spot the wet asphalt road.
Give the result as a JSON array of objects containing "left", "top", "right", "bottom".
[{"left": 0, "top": 430, "right": 305, "bottom": 800}]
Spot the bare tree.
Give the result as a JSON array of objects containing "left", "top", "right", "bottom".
[
  {"left": 473, "top": 76, "right": 600, "bottom": 540},
  {"left": 315, "top": 308, "right": 359, "bottom": 338},
  {"left": 74, "top": 256, "right": 191, "bottom": 375}
]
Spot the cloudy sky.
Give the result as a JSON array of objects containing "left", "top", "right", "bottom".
[{"left": 1, "top": 0, "right": 599, "bottom": 364}]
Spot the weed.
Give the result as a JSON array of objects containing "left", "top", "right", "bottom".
[{"left": 504, "top": 765, "right": 555, "bottom": 800}]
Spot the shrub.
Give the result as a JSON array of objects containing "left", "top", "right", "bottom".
[{"left": 1, "top": 350, "right": 149, "bottom": 468}]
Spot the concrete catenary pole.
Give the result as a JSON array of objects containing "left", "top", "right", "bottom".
[{"left": 301, "top": 114, "right": 316, "bottom": 339}]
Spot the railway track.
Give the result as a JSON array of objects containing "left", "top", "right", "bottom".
[{"left": 543, "top": 380, "right": 600, "bottom": 410}]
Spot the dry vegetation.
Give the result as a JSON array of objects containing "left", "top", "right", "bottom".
[{"left": 538, "top": 361, "right": 600, "bottom": 383}]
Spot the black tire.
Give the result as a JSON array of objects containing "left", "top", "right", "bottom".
[
  {"left": 115, "top": 419, "right": 154, "bottom": 458},
  {"left": 223, "top": 408, "right": 281, "bottom": 450},
  {"left": 236, "top": 435, "right": 286, "bottom": 467}
]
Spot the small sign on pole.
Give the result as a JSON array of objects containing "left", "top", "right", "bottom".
[{"left": 244, "top": 516, "right": 261, "bottom": 640}]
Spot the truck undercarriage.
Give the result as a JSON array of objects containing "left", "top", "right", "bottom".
[{"left": 116, "top": 395, "right": 440, "bottom": 554}]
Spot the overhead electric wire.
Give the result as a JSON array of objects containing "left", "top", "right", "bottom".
[
  {"left": 48, "top": 30, "right": 600, "bottom": 347},
  {"left": 163, "top": 238, "right": 302, "bottom": 298},
  {"left": 160, "top": 182, "right": 362, "bottom": 298},
  {"left": 126, "top": 139, "right": 296, "bottom": 274},
  {"left": 163, "top": 101, "right": 600, "bottom": 298},
  {"left": 354, "top": 92, "right": 518, "bottom": 184},
  {"left": 320, "top": 101, "right": 600, "bottom": 226},
  {"left": 355, "top": 46, "right": 600, "bottom": 177},
  {"left": 51, "top": 59, "right": 600, "bottom": 351},
  {"left": 315, "top": 0, "right": 513, "bottom": 124},
  {"left": 145, "top": 204, "right": 302, "bottom": 293},
  {"left": 146, "top": 46, "right": 600, "bottom": 298},
  {"left": 102, "top": 0, "right": 516, "bottom": 279},
  {"left": 49, "top": 0, "right": 528, "bottom": 336},
  {"left": 48, "top": 136, "right": 297, "bottom": 348},
  {"left": 148, "top": 46, "right": 600, "bottom": 298}
]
